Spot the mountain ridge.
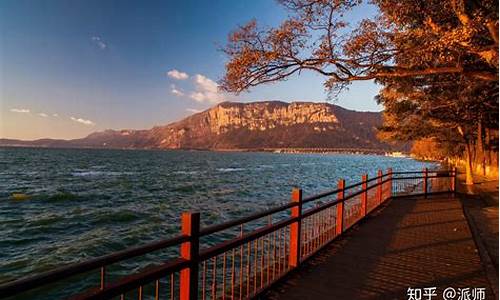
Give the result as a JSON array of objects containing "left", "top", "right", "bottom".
[{"left": 1, "top": 101, "right": 405, "bottom": 151}]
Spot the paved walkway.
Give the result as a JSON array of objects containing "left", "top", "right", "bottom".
[
  {"left": 264, "top": 194, "right": 494, "bottom": 300},
  {"left": 458, "top": 175, "right": 499, "bottom": 270}
]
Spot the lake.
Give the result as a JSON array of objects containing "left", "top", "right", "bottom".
[{"left": 0, "top": 147, "right": 436, "bottom": 296}]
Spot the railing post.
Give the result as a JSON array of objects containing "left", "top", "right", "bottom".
[
  {"left": 423, "top": 167, "right": 428, "bottom": 198},
  {"left": 180, "top": 212, "right": 200, "bottom": 300},
  {"left": 387, "top": 168, "right": 393, "bottom": 200},
  {"left": 336, "top": 179, "right": 345, "bottom": 235},
  {"left": 100, "top": 266, "right": 106, "bottom": 290},
  {"left": 451, "top": 167, "right": 457, "bottom": 194},
  {"left": 289, "top": 187, "right": 303, "bottom": 268},
  {"left": 361, "top": 174, "right": 368, "bottom": 217},
  {"left": 377, "top": 170, "right": 382, "bottom": 206}
]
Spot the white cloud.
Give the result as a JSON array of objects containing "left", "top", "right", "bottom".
[
  {"left": 189, "top": 92, "right": 206, "bottom": 102},
  {"left": 38, "top": 113, "right": 48, "bottom": 117},
  {"left": 10, "top": 108, "right": 30, "bottom": 113},
  {"left": 188, "top": 74, "right": 225, "bottom": 104},
  {"left": 167, "top": 69, "right": 189, "bottom": 80},
  {"left": 53, "top": 113, "right": 59, "bottom": 117},
  {"left": 171, "top": 85, "right": 185, "bottom": 97},
  {"left": 172, "top": 89, "right": 184, "bottom": 96},
  {"left": 70, "top": 116, "right": 95, "bottom": 126},
  {"left": 91, "top": 36, "right": 107, "bottom": 50},
  {"left": 167, "top": 72, "right": 229, "bottom": 105},
  {"left": 188, "top": 91, "right": 224, "bottom": 104},
  {"left": 186, "top": 108, "right": 202, "bottom": 114},
  {"left": 193, "top": 74, "right": 218, "bottom": 93}
]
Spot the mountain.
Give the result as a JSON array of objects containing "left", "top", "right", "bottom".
[{"left": 0, "top": 101, "right": 404, "bottom": 151}]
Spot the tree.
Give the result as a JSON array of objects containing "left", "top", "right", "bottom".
[
  {"left": 221, "top": 0, "right": 498, "bottom": 95},
  {"left": 376, "top": 73, "right": 498, "bottom": 184},
  {"left": 411, "top": 138, "right": 453, "bottom": 161}
]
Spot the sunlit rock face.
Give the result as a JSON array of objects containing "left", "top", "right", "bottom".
[
  {"left": 207, "top": 102, "right": 339, "bottom": 134},
  {"left": 148, "top": 101, "right": 394, "bottom": 150},
  {"left": 1, "top": 101, "right": 406, "bottom": 151}
]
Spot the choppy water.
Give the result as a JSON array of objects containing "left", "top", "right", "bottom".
[{"left": 0, "top": 147, "right": 435, "bottom": 297}]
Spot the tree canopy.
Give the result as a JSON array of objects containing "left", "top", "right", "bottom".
[{"left": 221, "top": 0, "right": 498, "bottom": 96}]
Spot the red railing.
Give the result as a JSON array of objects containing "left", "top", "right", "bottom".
[{"left": 0, "top": 167, "right": 457, "bottom": 300}]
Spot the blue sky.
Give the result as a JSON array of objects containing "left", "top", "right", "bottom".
[{"left": 0, "top": 0, "right": 381, "bottom": 140}]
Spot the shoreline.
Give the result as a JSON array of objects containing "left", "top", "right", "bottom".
[{"left": 0, "top": 145, "right": 409, "bottom": 156}]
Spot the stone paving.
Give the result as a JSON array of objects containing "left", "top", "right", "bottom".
[
  {"left": 264, "top": 194, "right": 494, "bottom": 300},
  {"left": 459, "top": 175, "right": 499, "bottom": 270}
]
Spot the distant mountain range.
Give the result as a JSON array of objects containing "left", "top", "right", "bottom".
[{"left": 0, "top": 101, "right": 406, "bottom": 151}]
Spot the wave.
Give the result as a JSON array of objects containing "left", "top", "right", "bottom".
[
  {"left": 31, "top": 192, "right": 111, "bottom": 202},
  {"left": 216, "top": 168, "right": 245, "bottom": 172},
  {"left": 30, "top": 215, "right": 65, "bottom": 226},
  {"left": 42, "top": 192, "right": 79, "bottom": 202},
  {"left": 71, "top": 171, "right": 134, "bottom": 177},
  {"left": 90, "top": 165, "right": 107, "bottom": 169},
  {"left": 171, "top": 185, "right": 197, "bottom": 193},
  {"left": 93, "top": 210, "right": 140, "bottom": 225},
  {"left": 172, "top": 170, "right": 199, "bottom": 175},
  {"left": 258, "top": 164, "right": 274, "bottom": 169}
]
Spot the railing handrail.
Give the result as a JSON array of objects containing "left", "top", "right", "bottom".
[
  {"left": 0, "top": 168, "right": 452, "bottom": 299},
  {"left": 302, "top": 171, "right": 387, "bottom": 203},
  {"left": 0, "top": 234, "right": 189, "bottom": 297},
  {"left": 199, "top": 217, "right": 296, "bottom": 261},
  {"left": 72, "top": 258, "right": 190, "bottom": 300},
  {"left": 199, "top": 202, "right": 297, "bottom": 237},
  {"left": 392, "top": 170, "right": 452, "bottom": 175}
]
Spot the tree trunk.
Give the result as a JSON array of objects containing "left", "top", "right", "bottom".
[
  {"left": 476, "top": 121, "right": 485, "bottom": 176},
  {"left": 457, "top": 125, "right": 475, "bottom": 185},
  {"left": 465, "top": 142, "right": 474, "bottom": 185},
  {"left": 485, "top": 128, "right": 492, "bottom": 175}
]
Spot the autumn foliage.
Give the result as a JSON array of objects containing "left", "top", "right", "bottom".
[
  {"left": 222, "top": 0, "right": 497, "bottom": 92},
  {"left": 411, "top": 138, "right": 450, "bottom": 161}
]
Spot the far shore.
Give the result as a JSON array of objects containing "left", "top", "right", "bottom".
[{"left": 1, "top": 144, "right": 410, "bottom": 156}]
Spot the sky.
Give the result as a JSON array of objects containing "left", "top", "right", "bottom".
[{"left": 0, "top": 0, "right": 382, "bottom": 140}]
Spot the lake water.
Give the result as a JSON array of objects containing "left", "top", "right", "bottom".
[{"left": 0, "top": 147, "right": 436, "bottom": 296}]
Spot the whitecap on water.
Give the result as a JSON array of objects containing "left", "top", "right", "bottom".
[
  {"left": 172, "top": 170, "right": 199, "bottom": 175},
  {"left": 15, "top": 171, "right": 39, "bottom": 176},
  {"left": 90, "top": 165, "right": 107, "bottom": 169},
  {"left": 72, "top": 171, "right": 102, "bottom": 177},
  {"left": 216, "top": 168, "right": 245, "bottom": 172},
  {"left": 71, "top": 171, "right": 134, "bottom": 177},
  {"left": 257, "top": 164, "right": 274, "bottom": 169}
]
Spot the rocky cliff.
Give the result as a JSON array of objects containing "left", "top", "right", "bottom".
[{"left": 0, "top": 101, "right": 404, "bottom": 151}]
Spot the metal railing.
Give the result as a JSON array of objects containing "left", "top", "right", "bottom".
[{"left": 0, "top": 167, "right": 457, "bottom": 300}]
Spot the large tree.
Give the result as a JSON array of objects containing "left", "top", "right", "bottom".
[{"left": 221, "top": 0, "right": 497, "bottom": 94}]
